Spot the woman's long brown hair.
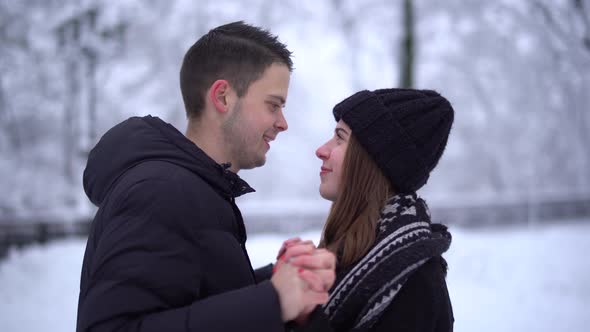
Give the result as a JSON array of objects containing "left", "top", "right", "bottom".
[{"left": 320, "top": 134, "right": 393, "bottom": 268}]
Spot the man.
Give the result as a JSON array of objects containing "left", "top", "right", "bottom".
[{"left": 77, "top": 21, "right": 335, "bottom": 332}]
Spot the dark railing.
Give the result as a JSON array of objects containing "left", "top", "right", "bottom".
[
  {"left": 240, "top": 194, "right": 590, "bottom": 233},
  {"left": 0, "top": 220, "right": 91, "bottom": 257},
  {"left": 1, "top": 194, "right": 589, "bottom": 259}
]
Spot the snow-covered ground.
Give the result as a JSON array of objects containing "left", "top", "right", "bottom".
[{"left": 1, "top": 221, "right": 589, "bottom": 332}]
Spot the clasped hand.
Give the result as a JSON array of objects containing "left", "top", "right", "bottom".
[{"left": 270, "top": 238, "right": 336, "bottom": 324}]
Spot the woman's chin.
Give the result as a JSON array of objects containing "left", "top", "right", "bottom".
[{"left": 319, "top": 188, "right": 336, "bottom": 202}]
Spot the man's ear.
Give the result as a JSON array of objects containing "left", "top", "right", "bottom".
[{"left": 209, "top": 80, "right": 231, "bottom": 113}]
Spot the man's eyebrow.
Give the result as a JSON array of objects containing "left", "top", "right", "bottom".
[
  {"left": 267, "top": 94, "right": 286, "bottom": 106},
  {"left": 335, "top": 127, "right": 349, "bottom": 137}
]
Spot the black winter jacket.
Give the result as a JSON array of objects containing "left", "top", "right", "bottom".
[
  {"left": 298, "top": 256, "right": 454, "bottom": 332},
  {"left": 76, "top": 116, "right": 284, "bottom": 332}
]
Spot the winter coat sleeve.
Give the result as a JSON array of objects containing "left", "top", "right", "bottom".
[
  {"left": 287, "top": 307, "right": 333, "bottom": 332},
  {"left": 76, "top": 178, "right": 285, "bottom": 332},
  {"left": 254, "top": 263, "right": 274, "bottom": 282}
]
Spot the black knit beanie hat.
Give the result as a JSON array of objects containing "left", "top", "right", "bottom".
[{"left": 333, "top": 88, "right": 454, "bottom": 193}]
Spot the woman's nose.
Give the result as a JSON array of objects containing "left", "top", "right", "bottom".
[{"left": 316, "top": 143, "right": 329, "bottom": 160}]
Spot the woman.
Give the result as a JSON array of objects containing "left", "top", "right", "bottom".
[{"left": 297, "top": 88, "right": 455, "bottom": 332}]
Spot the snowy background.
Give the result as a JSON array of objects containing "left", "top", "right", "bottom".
[
  {"left": 1, "top": 221, "right": 590, "bottom": 332},
  {"left": 1, "top": 0, "right": 589, "bottom": 331}
]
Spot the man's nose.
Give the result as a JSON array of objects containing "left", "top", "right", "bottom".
[{"left": 275, "top": 110, "right": 288, "bottom": 132}]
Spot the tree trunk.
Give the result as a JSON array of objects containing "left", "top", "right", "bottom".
[
  {"left": 87, "top": 51, "right": 97, "bottom": 150},
  {"left": 64, "top": 56, "right": 79, "bottom": 185},
  {"left": 399, "top": 0, "right": 415, "bottom": 88}
]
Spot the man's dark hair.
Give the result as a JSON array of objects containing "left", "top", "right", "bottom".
[{"left": 180, "top": 21, "right": 293, "bottom": 119}]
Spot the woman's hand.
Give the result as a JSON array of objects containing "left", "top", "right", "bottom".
[
  {"left": 273, "top": 240, "right": 336, "bottom": 324},
  {"left": 271, "top": 257, "right": 329, "bottom": 322}
]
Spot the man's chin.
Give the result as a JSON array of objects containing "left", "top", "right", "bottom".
[
  {"left": 254, "top": 157, "right": 267, "bottom": 168},
  {"left": 239, "top": 157, "right": 267, "bottom": 170}
]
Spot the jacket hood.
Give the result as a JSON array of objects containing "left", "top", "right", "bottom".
[{"left": 83, "top": 115, "right": 254, "bottom": 206}]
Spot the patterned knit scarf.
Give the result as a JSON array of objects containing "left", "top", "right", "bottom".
[{"left": 323, "top": 193, "right": 452, "bottom": 331}]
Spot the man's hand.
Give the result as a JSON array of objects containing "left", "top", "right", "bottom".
[
  {"left": 287, "top": 247, "right": 336, "bottom": 325},
  {"left": 270, "top": 259, "right": 329, "bottom": 322},
  {"left": 272, "top": 240, "right": 337, "bottom": 324}
]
